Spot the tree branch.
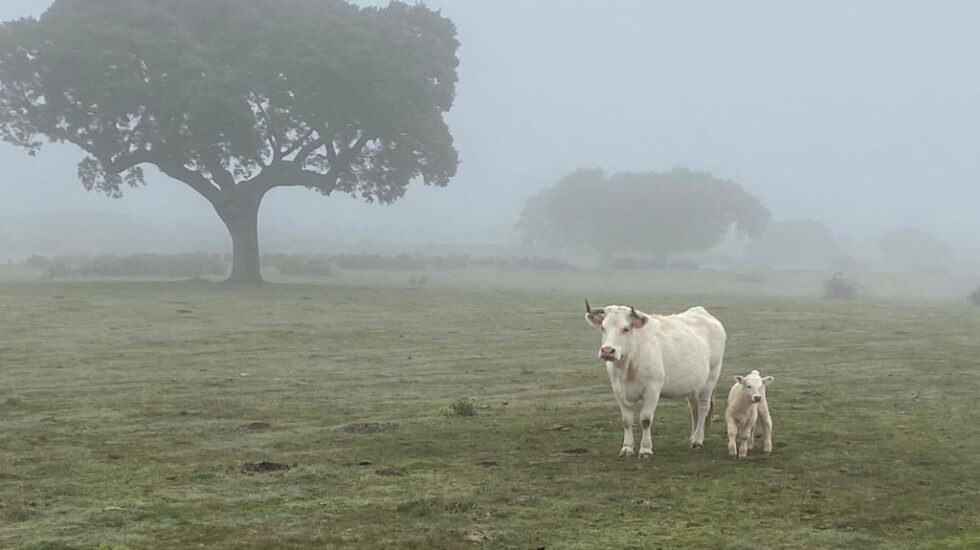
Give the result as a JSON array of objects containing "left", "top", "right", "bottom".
[
  {"left": 255, "top": 101, "right": 280, "bottom": 160},
  {"left": 155, "top": 156, "right": 222, "bottom": 203},
  {"left": 200, "top": 150, "right": 236, "bottom": 190},
  {"left": 292, "top": 135, "right": 326, "bottom": 166},
  {"left": 242, "top": 132, "right": 372, "bottom": 197},
  {"left": 104, "top": 149, "right": 156, "bottom": 173},
  {"left": 280, "top": 127, "right": 317, "bottom": 161}
]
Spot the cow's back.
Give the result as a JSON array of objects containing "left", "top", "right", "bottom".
[
  {"left": 674, "top": 306, "right": 726, "bottom": 368},
  {"left": 650, "top": 306, "right": 726, "bottom": 396}
]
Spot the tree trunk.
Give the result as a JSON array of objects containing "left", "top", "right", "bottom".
[{"left": 216, "top": 191, "right": 265, "bottom": 284}]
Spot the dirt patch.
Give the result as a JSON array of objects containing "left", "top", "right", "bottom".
[
  {"left": 477, "top": 460, "right": 498, "bottom": 467},
  {"left": 465, "top": 528, "right": 494, "bottom": 543},
  {"left": 563, "top": 448, "right": 589, "bottom": 454},
  {"left": 357, "top": 460, "right": 373, "bottom": 466},
  {"left": 342, "top": 422, "right": 399, "bottom": 434},
  {"left": 243, "top": 461, "right": 292, "bottom": 473}
]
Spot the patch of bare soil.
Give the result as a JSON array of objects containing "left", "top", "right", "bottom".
[
  {"left": 242, "top": 421, "right": 270, "bottom": 431},
  {"left": 242, "top": 461, "right": 292, "bottom": 473}
]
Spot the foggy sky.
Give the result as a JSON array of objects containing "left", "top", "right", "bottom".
[{"left": 2, "top": 0, "right": 978, "bottom": 256}]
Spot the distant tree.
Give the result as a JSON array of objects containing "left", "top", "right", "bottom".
[
  {"left": 746, "top": 218, "right": 839, "bottom": 269},
  {"left": 879, "top": 228, "right": 953, "bottom": 271},
  {"left": 518, "top": 168, "right": 769, "bottom": 264},
  {"left": 0, "top": 0, "right": 459, "bottom": 283}
]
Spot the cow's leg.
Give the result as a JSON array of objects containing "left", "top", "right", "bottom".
[
  {"left": 618, "top": 405, "right": 636, "bottom": 458},
  {"left": 609, "top": 375, "right": 635, "bottom": 458},
  {"left": 637, "top": 388, "right": 661, "bottom": 459},
  {"left": 687, "top": 397, "right": 699, "bottom": 442},
  {"left": 690, "top": 387, "right": 712, "bottom": 448},
  {"left": 747, "top": 422, "right": 755, "bottom": 450},
  {"left": 758, "top": 400, "right": 773, "bottom": 455},
  {"left": 726, "top": 418, "right": 739, "bottom": 457}
]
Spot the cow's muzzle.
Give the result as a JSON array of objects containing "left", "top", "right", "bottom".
[{"left": 599, "top": 346, "right": 617, "bottom": 361}]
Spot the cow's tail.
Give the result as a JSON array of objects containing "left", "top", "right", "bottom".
[{"left": 705, "top": 393, "right": 714, "bottom": 432}]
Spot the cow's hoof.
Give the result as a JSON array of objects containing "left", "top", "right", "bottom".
[
  {"left": 638, "top": 449, "right": 653, "bottom": 459},
  {"left": 619, "top": 447, "right": 635, "bottom": 458},
  {"left": 690, "top": 441, "right": 704, "bottom": 449},
  {"left": 763, "top": 450, "right": 772, "bottom": 456}
]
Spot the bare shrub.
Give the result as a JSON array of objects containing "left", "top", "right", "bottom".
[
  {"left": 969, "top": 286, "right": 980, "bottom": 306},
  {"left": 824, "top": 272, "right": 858, "bottom": 300}
]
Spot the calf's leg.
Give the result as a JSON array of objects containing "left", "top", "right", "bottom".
[
  {"left": 726, "top": 417, "right": 739, "bottom": 457},
  {"left": 737, "top": 427, "right": 750, "bottom": 458},
  {"left": 758, "top": 399, "right": 773, "bottom": 455}
]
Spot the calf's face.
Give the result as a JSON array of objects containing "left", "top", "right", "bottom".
[
  {"left": 584, "top": 303, "right": 648, "bottom": 362},
  {"left": 734, "top": 370, "right": 773, "bottom": 402}
]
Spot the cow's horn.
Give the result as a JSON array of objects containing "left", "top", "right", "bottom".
[
  {"left": 586, "top": 299, "right": 604, "bottom": 315},
  {"left": 630, "top": 306, "right": 639, "bottom": 317}
]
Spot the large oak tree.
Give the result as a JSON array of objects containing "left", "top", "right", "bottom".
[{"left": 0, "top": 0, "right": 459, "bottom": 282}]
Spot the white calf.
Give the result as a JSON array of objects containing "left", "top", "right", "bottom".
[{"left": 725, "top": 370, "right": 773, "bottom": 458}]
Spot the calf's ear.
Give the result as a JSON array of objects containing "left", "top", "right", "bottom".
[
  {"left": 734, "top": 375, "right": 744, "bottom": 384},
  {"left": 761, "top": 376, "right": 774, "bottom": 386},
  {"left": 585, "top": 312, "right": 604, "bottom": 328}
]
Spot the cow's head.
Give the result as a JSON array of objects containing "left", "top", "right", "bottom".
[
  {"left": 733, "top": 370, "right": 773, "bottom": 402},
  {"left": 584, "top": 300, "right": 648, "bottom": 362}
]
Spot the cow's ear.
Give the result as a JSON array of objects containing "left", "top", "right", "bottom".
[
  {"left": 630, "top": 313, "right": 648, "bottom": 329},
  {"left": 761, "top": 376, "right": 774, "bottom": 386},
  {"left": 585, "top": 312, "right": 604, "bottom": 328},
  {"left": 734, "top": 375, "right": 744, "bottom": 385}
]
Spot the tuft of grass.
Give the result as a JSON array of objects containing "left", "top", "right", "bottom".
[{"left": 447, "top": 397, "right": 476, "bottom": 417}]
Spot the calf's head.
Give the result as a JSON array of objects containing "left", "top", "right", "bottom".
[
  {"left": 734, "top": 370, "right": 773, "bottom": 402},
  {"left": 584, "top": 300, "right": 648, "bottom": 362}
]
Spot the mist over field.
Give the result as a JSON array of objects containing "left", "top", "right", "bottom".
[{"left": 2, "top": 0, "right": 979, "bottom": 275}]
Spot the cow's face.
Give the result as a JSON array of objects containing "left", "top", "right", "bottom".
[
  {"left": 585, "top": 303, "right": 648, "bottom": 362},
  {"left": 734, "top": 370, "right": 773, "bottom": 402}
]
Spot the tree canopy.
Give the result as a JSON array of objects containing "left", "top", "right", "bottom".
[
  {"left": 879, "top": 228, "right": 953, "bottom": 271},
  {"left": 0, "top": 0, "right": 460, "bottom": 282},
  {"left": 518, "top": 168, "right": 769, "bottom": 264}
]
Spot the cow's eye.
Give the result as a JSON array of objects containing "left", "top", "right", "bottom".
[{"left": 622, "top": 328, "right": 630, "bottom": 334}]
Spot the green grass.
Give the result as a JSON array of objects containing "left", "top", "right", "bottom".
[{"left": 0, "top": 273, "right": 978, "bottom": 549}]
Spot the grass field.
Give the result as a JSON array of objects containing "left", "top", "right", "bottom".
[{"left": 1, "top": 269, "right": 978, "bottom": 549}]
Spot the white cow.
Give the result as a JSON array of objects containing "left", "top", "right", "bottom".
[
  {"left": 725, "top": 370, "right": 774, "bottom": 458},
  {"left": 584, "top": 301, "right": 726, "bottom": 458}
]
